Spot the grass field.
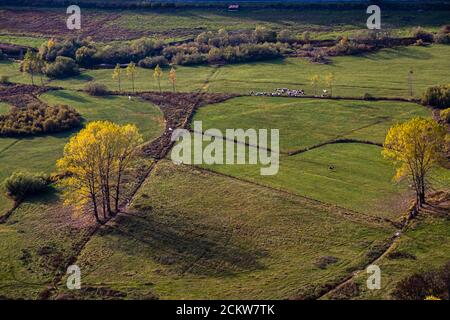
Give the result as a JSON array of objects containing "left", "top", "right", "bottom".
[
  {"left": 55, "top": 160, "right": 394, "bottom": 299},
  {"left": 193, "top": 96, "right": 431, "bottom": 152},
  {"left": 207, "top": 45, "right": 450, "bottom": 98},
  {"left": 0, "top": 101, "right": 10, "bottom": 114},
  {"left": 0, "top": 35, "right": 47, "bottom": 48},
  {"left": 0, "top": 188, "right": 96, "bottom": 299},
  {"left": 0, "top": 90, "right": 164, "bottom": 216},
  {"left": 325, "top": 214, "right": 450, "bottom": 299},
  {"left": 2, "top": 6, "right": 446, "bottom": 41},
  {"left": 0, "top": 5, "right": 449, "bottom": 300},
  {"left": 1, "top": 45, "right": 448, "bottom": 98}
]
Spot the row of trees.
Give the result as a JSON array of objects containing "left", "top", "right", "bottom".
[
  {"left": 57, "top": 121, "right": 143, "bottom": 222},
  {"left": 111, "top": 63, "right": 176, "bottom": 93}
]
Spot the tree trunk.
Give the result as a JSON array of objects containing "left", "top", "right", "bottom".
[{"left": 114, "top": 169, "right": 122, "bottom": 213}]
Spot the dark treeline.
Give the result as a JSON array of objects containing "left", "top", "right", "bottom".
[
  {"left": 32, "top": 24, "right": 448, "bottom": 74},
  {"left": 3, "top": 0, "right": 450, "bottom": 10}
]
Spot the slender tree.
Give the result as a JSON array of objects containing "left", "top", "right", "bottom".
[
  {"left": 383, "top": 118, "right": 447, "bottom": 208},
  {"left": 112, "top": 64, "right": 122, "bottom": 91},
  {"left": 126, "top": 62, "right": 137, "bottom": 93},
  {"left": 324, "top": 73, "right": 335, "bottom": 97},
  {"left": 310, "top": 74, "right": 320, "bottom": 96},
  {"left": 153, "top": 64, "right": 163, "bottom": 93},
  {"left": 22, "top": 49, "right": 37, "bottom": 85},
  {"left": 169, "top": 67, "right": 177, "bottom": 92},
  {"left": 408, "top": 69, "right": 414, "bottom": 97}
]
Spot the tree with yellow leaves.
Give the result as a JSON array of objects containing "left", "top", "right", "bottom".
[
  {"left": 383, "top": 118, "right": 447, "bottom": 207},
  {"left": 310, "top": 74, "right": 320, "bottom": 96},
  {"left": 169, "top": 67, "right": 177, "bottom": 92},
  {"left": 126, "top": 62, "right": 137, "bottom": 93},
  {"left": 57, "top": 121, "right": 143, "bottom": 223},
  {"left": 153, "top": 64, "right": 163, "bottom": 93},
  {"left": 324, "top": 73, "right": 335, "bottom": 97},
  {"left": 22, "top": 49, "right": 38, "bottom": 85},
  {"left": 112, "top": 64, "right": 122, "bottom": 91}
]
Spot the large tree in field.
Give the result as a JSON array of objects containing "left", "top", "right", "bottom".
[
  {"left": 57, "top": 121, "right": 143, "bottom": 223},
  {"left": 383, "top": 117, "right": 447, "bottom": 208}
]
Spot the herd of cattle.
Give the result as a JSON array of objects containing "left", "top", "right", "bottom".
[{"left": 250, "top": 88, "right": 329, "bottom": 97}]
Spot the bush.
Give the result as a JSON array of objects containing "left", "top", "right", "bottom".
[
  {"left": 421, "top": 84, "right": 450, "bottom": 108},
  {"left": 363, "top": 93, "right": 375, "bottom": 100},
  {"left": 0, "top": 75, "right": 10, "bottom": 84},
  {"left": 44, "top": 56, "right": 80, "bottom": 79},
  {"left": 173, "top": 52, "right": 208, "bottom": 66},
  {"left": 393, "top": 262, "right": 450, "bottom": 300},
  {"left": 440, "top": 108, "right": 450, "bottom": 123},
  {"left": 138, "top": 55, "right": 169, "bottom": 68},
  {"left": 413, "top": 27, "right": 434, "bottom": 43},
  {"left": 3, "top": 171, "right": 49, "bottom": 201},
  {"left": 75, "top": 46, "right": 97, "bottom": 67},
  {"left": 0, "top": 103, "right": 81, "bottom": 136},
  {"left": 434, "top": 26, "right": 450, "bottom": 44},
  {"left": 85, "top": 82, "right": 108, "bottom": 96}
]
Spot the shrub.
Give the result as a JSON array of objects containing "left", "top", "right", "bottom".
[
  {"left": 434, "top": 26, "right": 450, "bottom": 44},
  {"left": 253, "top": 26, "right": 277, "bottom": 43},
  {"left": 0, "top": 103, "right": 81, "bottom": 136},
  {"left": 363, "top": 93, "right": 375, "bottom": 100},
  {"left": 0, "top": 75, "right": 10, "bottom": 84},
  {"left": 138, "top": 55, "right": 169, "bottom": 68},
  {"left": 3, "top": 171, "right": 49, "bottom": 201},
  {"left": 393, "top": 262, "right": 450, "bottom": 300},
  {"left": 173, "top": 52, "right": 208, "bottom": 66},
  {"left": 413, "top": 27, "right": 434, "bottom": 43},
  {"left": 421, "top": 84, "right": 450, "bottom": 108},
  {"left": 85, "top": 82, "right": 108, "bottom": 96},
  {"left": 440, "top": 108, "right": 450, "bottom": 123},
  {"left": 75, "top": 46, "right": 97, "bottom": 67},
  {"left": 44, "top": 56, "right": 80, "bottom": 78}
]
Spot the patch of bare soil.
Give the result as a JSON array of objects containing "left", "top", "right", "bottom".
[
  {"left": 0, "top": 83, "right": 57, "bottom": 108},
  {"left": 0, "top": 9, "right": 187, "bottom": 41},
  {"left": 138, "top": 92, "right": 236, "bottom": 159}
]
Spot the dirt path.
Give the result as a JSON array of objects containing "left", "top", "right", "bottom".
[{"left": 316, "top": 208, "right": 415, "bottom": 300}]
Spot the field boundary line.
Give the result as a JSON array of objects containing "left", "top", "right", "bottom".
[
  {"left": 316, "top": 205, "right": 418, "bottom": 300},
  {"left": 288, "top": 138, "right": 382, "bottom": 156},
  {"left": 185, "top": 163, "right": 398, "bottom": 229}
]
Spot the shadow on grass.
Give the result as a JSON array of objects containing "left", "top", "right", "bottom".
[
  {"left": 98, "top": 211, "right": 268, "bottom": 276},
  {"left": 364, "top": 47, "right": 433, "bottom": 61}
]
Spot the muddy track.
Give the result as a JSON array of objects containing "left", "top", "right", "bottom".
[{"left": 316, "top": 207, "right": 416, "bottom": 300}]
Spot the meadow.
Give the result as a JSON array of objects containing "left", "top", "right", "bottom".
[
  {"left": 193, "top": 96, "right": 431, "bottom": 152},
  {"left": 55, "top": 160, "right": 394, "bottom": 299},
  {"left": 1, "top": 6, "right": 449, "bottom": 41},
  {"left": 0, "top": 5, "right": 449, "bottom": 300},
  {"left": 2, "top": 45, "right": 449, "bottom": 98},
  {"left": 0, "top": 90, "right": 164, "bottom": 215}
]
